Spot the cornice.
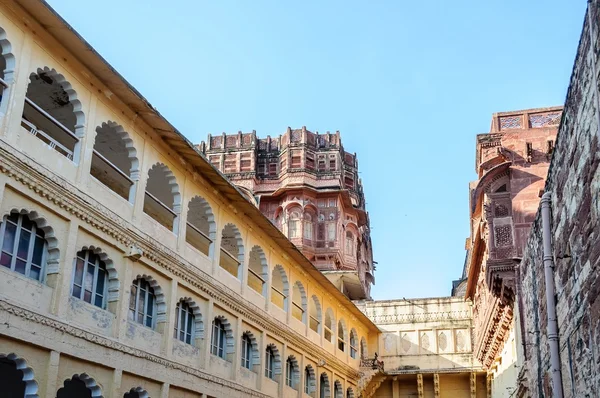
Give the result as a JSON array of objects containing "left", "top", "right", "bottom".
[
  {"left": 0, "top": 142, "right": 360, "bottom": 379},
  {"left": 0, "top": 298, "right": 269, "bottom": 397}
]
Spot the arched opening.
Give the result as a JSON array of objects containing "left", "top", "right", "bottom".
[
  {"left": 71, "top": 249, "right": 112, "bottom": 310},
  {"left": 240, "top": 331, "right": 259, "bottom": 371},
  {"left": 91, "top": 121, "right": 139, "bottom": 202},
  {"left": 304, "top": 365, "right": 316, "bottom": 397},
  {"left": 309, "top": 295, "right": 322, "bottom": 333},
  {"left": 211, "top": 316, "right": 234, "bottom": 361},
  {"left": 319, "top": 373, "right": 330, "bottom": 398},
  {"left": 22, "top": 67, "right": 84, "bottom": 162},
  {"left": 334, "top": 380, "right": 343, "bottom": 398},
  {"left": 56, "top": 374, "right": 102, "bottom": 398},
  {"left": 271, "top": 265, "right": 289, "bottom": 311},
  {"left": 292, "top": 281, "right": 307, "bottom": 323},
  {"left": 219, "top": 223, "right": 244, "bottom": 278},
  {"left": 324, "top": 308, "right": 335, "bottom": 343},
  {"left": 144, "top": 163, "right": 181, "bottom": 233},
  {"left": 337, "top": 319, "right": 347, "bottom": 352},
  {"left": 248, "top": 245, "right": 268, "bottom": 296},
  {"left": 123, "top": 387, "right": 148, "bottom": 398},
  {"left": 264, "top": 344, "right": 281, "bottom": 380},
  {"left": 285, "top": 355, "right": 299, "bottom": 389},
  {"left": 128, "top": 276, "right": 166, "bottom": 330},
  {"left": 0, "top": 27, "right": 16, "bottom": 114},
  {"left": 0, "top": 353, "right": 38, "bottom": 398},
  {"left": 0, "top": 211, "right": 52, "bottom": 283},
  {"left": 186, "top": 196, "right": 216, "bottom": 257},
  {"left": 174, "top": 298, "right": 203, "bottom": 345},
  {"left": 349, "top": 329, "right": 358, "bottom": 359}
]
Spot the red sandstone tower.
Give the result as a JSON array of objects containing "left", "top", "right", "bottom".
[{"left": 200, "top": 127, "right": 374, "bottom": 300}]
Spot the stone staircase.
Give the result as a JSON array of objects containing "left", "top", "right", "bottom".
[{"left": 357, "top": 358, "right": 385, "bottom": 398}]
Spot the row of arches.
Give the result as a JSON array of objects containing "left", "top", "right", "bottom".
[{"left": 0, "top": 353, "right": 150, "bottom": 398}]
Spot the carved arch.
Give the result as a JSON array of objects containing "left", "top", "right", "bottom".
[
  {"left": 79, "top": 245, "right": 120, "bottom": 304},
  {"left": 248, "top": 245, "right": 268, "bottom": 295},
  {"left": 286, "top": 354, "right": 300, "bottom": 388},
  {"left": 177, "top": 297, "right": 204, "bottom": 339},
  {"left": 309, "top": 295, "right": 322, "bottom": 333},
  {"left": 304, "top": 364, "right": 316, "bottom": 395},
  {"left": 320, "top": 373, "right": 331, "bottom": 398},
  {"left": 266, "top": 343, "right": 282, "bottom": 375},
  {"left": 214, "top": 315, "right": 235, "bottom": 355},
  {"left": 124, "top": 387, "right": 149, "bottom": 398},
  {"left": 133, "top": 274, "right": 167, "bottom": 323},
  {"left": 146, "top": 162, "right": 181, "bottom": 209},
  {"left": 0, "top": 353, "right": 39, "bottom": 398},
  {"left": 57, "top": 373, "right": 103, "bottom": 398},
  {"left": 95, "top": 121, "right": 139, "bottom": 176},
  {"left": 292, "top": 280, "right": 307, "bottom": 323},
  {"left": 346, "top": 386, "right": 355, "bottom": 398},
  {"left": 3, "top": 208, "right": 60, "bottom": 276},
  {"left": 334, "top": 380, "right": 343, "bottom": 398},
  {"left": 242, "top": 330, "right": 260, "bottom": 365},
  {"left": 271, "top": 264, "right": 290, "bottom": 311}
]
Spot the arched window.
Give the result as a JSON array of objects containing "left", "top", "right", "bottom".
[
  {"left": 144, "top": 163, "right": 181, "bottom": 233},
  {"left": 57, "top": 374, "right": 101, "bottom": 398},
  {"left": 219, "top": 223, "right": 243, "bottom": 278},
  {"left": 22, "top": 68, "right": 83, "bottom": 162},
  {"left": 292, "top": 281, "right": 307, "bottom": 323},
  {"left": 303, "top": 213, "right": 314, "bottom": 241},
  {"left": 0, "top": 27, "right": 15, "bottom": 113},
  {"left": 91, "top": 122, "right": 139, "bottom": 202},
  {"left": 124, "top": 387, "right": 149, "bottom": 398},
  {"left": 271, "top": 265, "right": 289, "bottom": 311},
  {"left": 211, "top": 318, "right": 226, "bottom": 358},
  {"left": 285, "top": 356, "right": 299, "bottom": 389},
  {"left": 71, "top": 250, "right": 108, "bottom": 309},
  {"left": 186, "top": 196, "right": 216, "bottom": 257},
  {"left": 309, "top": 295, "right": 322, "bottom": 333},
  {"left": 241, "top": 333, "right": 252, "bottom": 369},
  {"left": 248, "top": 246, "right": 268, "bottom": 296},
  {"left": 0, "top": 353, "right": 38, "bottom": 398},
  {"left": 324, "top": 308, "right": 335, "bottom": 343},
  {"left": 320, "top": 373, "right": 330, "bottom": 398},
  {"left": 129, "top": 278, "right": 156, "bottom": 328},
  {"left": 288, "top": 210, "right": 300, "bottom": 239},
  {"left": 0, "top": 212, "right": 47, "bottom": 282},
  {"left": 334, "top": 380, "right": 343, "bottom": 398},
  {"left": 345, "top": 231, "right": 354, "bottom": 256},
  {"left": 338, "top": 320, "right": 347, "bottom": 352},
  {"left": 350, "top": 329, "right": 358, "bottom": 359},
  {"left": 304, "top": 365, "right": 316, "bottom": 396},
  {"left": 265, "top": 345, "right": 275, "bottom": 379},
  {"left": 174, "top": 300, "right": 195, "bottom": 344}
]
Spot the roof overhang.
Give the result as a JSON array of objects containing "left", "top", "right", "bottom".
[{"left": 15, "top": 0, "right": 379, "bottom": 332}]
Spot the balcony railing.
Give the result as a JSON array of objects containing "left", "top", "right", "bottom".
[
  {"left": 186, "top": 222, "right": 212, "bottom": 256},
  {"left": 219, "top": 248, "right": 240, "bottom": 277},
  {"left": 144, "top": 191, "right": 176, "bottom": 231},
  {"left": 22, "top": 97, "right": 78, "bottom": 160},
  {"left": 247, "top": 267, "right": 265, "bottom": 294},
  {"left": 360, "top": 357, "right": 384, "bottom": 372},
  {"left": 90, "top": 149, "right": 134, "bottom": 200}
]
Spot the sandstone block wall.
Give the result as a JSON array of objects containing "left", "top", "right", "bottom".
[{"left": 520, "top": 3, "right": 600, "bottom": 396}]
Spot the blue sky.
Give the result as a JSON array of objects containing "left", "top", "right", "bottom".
[{"left": 46, "top": 0, "right": 587, "bottom": 300}]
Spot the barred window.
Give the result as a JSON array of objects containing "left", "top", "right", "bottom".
[
  {"left": 129, "top": 278, "right": 156, "bottom": 328},
  {"left": 72, "top": 250, "right": 107, "bottom": 309},
  {"left": 174, "top": 300, "right": 195, "bottom": 344},
  {"left": 0, "top": 213, "right": 47, "bottom": 282}
]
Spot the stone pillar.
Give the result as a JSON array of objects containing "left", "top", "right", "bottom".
[
  {"left": 110, "top": 369, "right": 123, "bottom": 398},
  {"left": 203, "top": 299, "right": 214, "bottom": 369},
  {"left": 257, "top": 329, "right": 267, "bottom": 391},
  {"left": 232, "top": 317, "right": 243, "bottom": 381},
  {"left": 131, "top": 139, "right": 149, "bottom": 224},
  {"left": 470, "top": 373, "right": 476, "bottom": 398},
  {"left": 298, "top": 353, "right": 305, "bottom": 398},
  {"left": 45, "top": 350, "right": 60, "bottom": 398},
  {"left": 75, "top": 96, "right": 97, "bottom": 186},
  {"left": 160, "top": 382, "right": 169, "bottom": 398},
  {"left": 487, "top": 374, "right": 493, "bottom": 398},
  {"left": 51, "top": 221, "right": 80, "bottom": 318},
  {"left": 417, "top": 374, "right": 424, "bottom": 398},
  {"left": 164, "top": 279, "right": 178, "bottom": 356},
  {"left": 117, "top": 257, "right": 135, "bottom": 340},
  {"left": 434, "top": 373, "right": 440, "bottom": 397},
  {"left": 389, "top": 376, "right": 399, "bottom": 398},
  {"left": 279, "top": 343, "right": 287, "bottom": 397},
  {"left": 212, "top": 207, "right": 224, "bottom": 276}
]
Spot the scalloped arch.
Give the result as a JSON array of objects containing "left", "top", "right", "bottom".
[
  {"left": 3, "top": 208, "right": 60, "bottom": 276},
  {"left": 221, "top": 223, "right": 244, "bottom": 266},
  {"left": 0, "top": 353, "right": 39, "bottom": 397},
  {"left": 286, "top": 354, "right": 300, "bottom": 387},
  {"left": 249, "top": 245, "right": 268, "bottom": 295},
  {"left": 360, "top": 336, "right": 368, "bottom": 359},
  {"left": 338, "top": 318, "right": 348, "bottom": 342},
  {"left": 346, "top": 387, "right": 355, "bottom": 398},
  {"left": 178, "top": 297, "right": 204, "bottom": 339},
  {"left": 0, "top": 27, "right": 16, "bottom": 79},
  {"left": 57, "top": 373, "right": 103, "bottom": 398},
  {"left": 146, "top": 162, "right": 181, "bottom": 210},
  {"left": 304, "top": 364, "right": 316, "bottom": 394},
  {"left": 124, "top": 386, "right": 149, "bottom": 398},
  {"left": 95, "top": 121, "right": 139, "bottom": 177},
  {"left": 334, "top": 380, "right": 343, "bottom": 398},
  {"left": 293, "top": 280, "right": 307, "bottom": 322},
  {"left": 242, "top": 330, "right": 260, "bottom": 364},
  {"left": 30, "top": 67, "right": 85, "bottom": 133},
  {"left": 325, "top": 307, "right": 336, "bottom": 335},
  {"left": 80, "top": 245, "right": 119, "bottom": 304},
  {"left": 320, "top": 373, "right": 331, "bottom": 397},
  {"left": 214, "top": 315, "right": 235, "bottom": 355},
  {"left": 133, "top": 275, "right": 166, "bottom": 323},
  {"left": 266, "top": 343, "right": 282, "bottom": 375},
  {"left": 310, "top": 295, "right": 322, "bottom": 333},
  {"left": 272, "top": 264, "right": 290, "bottom": 311}
]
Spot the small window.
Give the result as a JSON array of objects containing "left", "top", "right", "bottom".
[
  {"left": 338, "top": 320, "right": 346, "bottom": 352},
  {"left": 72, "top": 250, "right": 108, "bottom": 309},
  {"left": 288, "top": 211, "right": 300, "bottom": 239},
  {"left": 285, "top": 357, "right": 296, "bottom": 388},
  {"left": 303, "top": 214, "right": 313, "bottom": 240},
  {"left": 174, "top": 300, "right": 195, "bottom": 344},
  {"left": 306, "top": 153, "right": 315, "bottom": 170},
  {"left": 211, "top": 318, "right": 226, "bottom": 358},
  {"left": 241, "top": 333, "right": 252, "bottom": 369},
  {"left": 329, "top": 158, "right": 336, "bottom": 171},
  {"left": 0, "top": 212, "right": 47, "bottom": 282},
  {"left": 345, "top": 231, "right": 354, "bottom": 256},
  {"left": 304, "top": 367, "right": 312, "bottom": 394},
  {"left": 350, "top": 330, "right": 358, "bottom": 359},
  {"left": 324, "top": 310, "right": 334, "bottom": 342},
  {"left": 129, "top": 278, "right": 156, "bottom": 328},
  {"left": 265, "top": 346, "right": 275, "bottom": 379},
  {"left": 327, "top": 223, "right": 336, "bottom": 241}
]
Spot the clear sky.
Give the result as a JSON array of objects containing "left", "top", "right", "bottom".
[{"left": 46, "top": 0, "right": 587, "bottom": 300}]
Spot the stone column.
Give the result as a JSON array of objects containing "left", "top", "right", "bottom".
[
  {"left": 392, "top": 376, "right": 399, "bottom": 398},
  {"left": 417, "top": 374, "right": 424, "bottom": 398},
  {"left": 160, "top": 382, "right": 169, "bottom": 398},
  {"left": 51, "top": 220, "right": 80, "bottom": 318},
  {"left": 203, "top": 299, "right": 214, "bottom": 369},
  {"left": 131, "top": 139, "right": 150, "bottom": 224},
  {"left": 117, "top": 257, "right": 135, "bottom": 340},
  {"left": 232, "top": 317, "right": 243, "bottom": 381},
  {"left": 164, "top": 279, "right": 179, "bottom": 356},
  {"left": 279, "top": 342, "right": 287, "bottom": 397},
  {"left": 74, "top": 96, "right": 97, "bottom": 186},
  {"left": 434, "top": 373, "right": 440, "bottom": 397},
  {"left": 470, "top": 373, "right": 476, "bottom": 398},
  {"left": 45, "top": 350, "right": 60, "bottom": 398},
  {"left": 110, "top": 369, "right": 123, "bottom": 398}
]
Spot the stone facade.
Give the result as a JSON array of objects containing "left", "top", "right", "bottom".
[
  {"left": 356, "top": 297, "right": 487, "bottom": 398},
  {"left": 519, "top": 2, "right": 600, "bottom": 396},
  {"left": 0, "top": 1, "right": 381, "bottom": 397},
  {"left": 200, "top": 129, "right": 374, "bottom": 300}
]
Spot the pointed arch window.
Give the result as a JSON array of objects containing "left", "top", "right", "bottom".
[
  {"left": 129, "top": 278, "right": 156, "bottom": 328},
  {"left": 71, "top": 250, "right": 108, "bottom": 309},
  {"left": 174, "top": 300, "right": 195, "bottom": 344},
  {"left": 0, "top": 212, "right": 47, "bottom": 282}
]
